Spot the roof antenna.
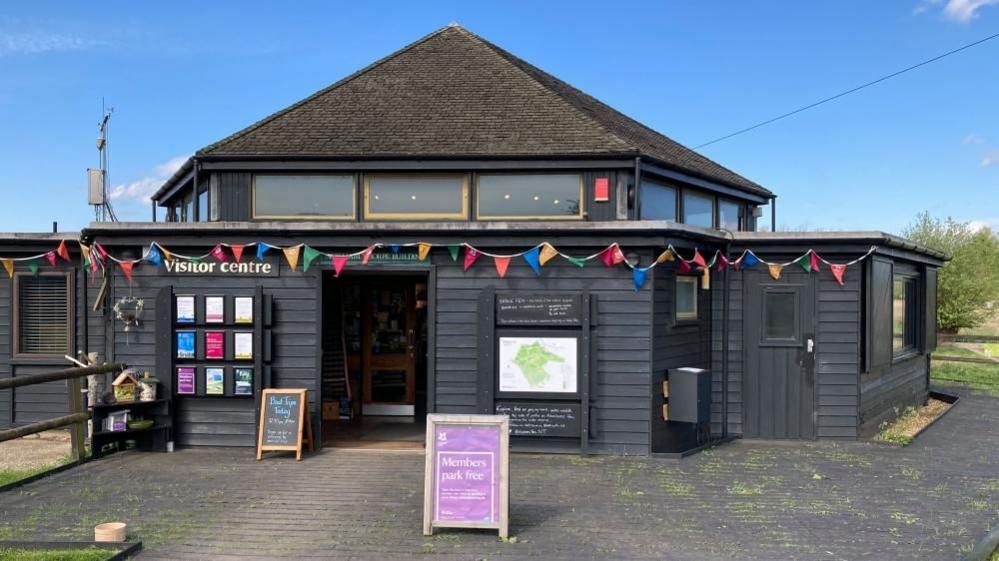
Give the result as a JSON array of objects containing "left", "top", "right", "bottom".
[{"left": 87, "top": 97, "right": 118, "bottom": 222}]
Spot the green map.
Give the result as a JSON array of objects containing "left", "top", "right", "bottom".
[{"left": 512, "top": 341, "right": 565, "bottom": 388}]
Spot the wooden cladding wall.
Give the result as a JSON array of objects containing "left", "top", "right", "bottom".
[
  {"left": 432, "top": 247, "right": 654, "bottom": 454},
  {"left": 711, "top": 269, "right": 743, "bottom": 436},
  {"left": 0, "top": 277, "right": 11, "bottom": 425},
  {"left": 859, "top": 355, "right": 928, "bottom": 437}
]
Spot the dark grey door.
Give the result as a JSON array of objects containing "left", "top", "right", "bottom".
[{"left": 743, "top": 269, "right": 817, "bottom": 439}]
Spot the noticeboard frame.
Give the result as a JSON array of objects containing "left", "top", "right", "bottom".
[{"left": 423, "top": 414, "right": 510, "bottom": 538}]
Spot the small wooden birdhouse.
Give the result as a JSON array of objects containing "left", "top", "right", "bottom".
[{"left": 112, "top": 371, "right": 139, "bottom": 403}]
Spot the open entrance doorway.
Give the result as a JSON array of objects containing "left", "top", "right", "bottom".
[{"left": 321, "top": 273, "right": 429, "bottom": 449}]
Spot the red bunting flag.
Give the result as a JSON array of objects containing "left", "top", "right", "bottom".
[
  {"left": 678, "top": 259, "right": 692, "bottom": 273},
  {"left": 211, "top": 244, "right": 229, "bottom": 262},
  {"left": 830, "top": 264, "right": 847, "bottom": 286},
  {"left": 809, "top": 252, "right": 820, "bottom": 272},
  {"left": 230, "top": 245, "right": 245, "bottom": 262},
  {"left": 331, "top": 255, "right": 349, "bottom": 277},
  {"left": 361, "top": 245, "right": 375, "bottom": 265},
  {"left": 44, "top": 251, "right": 57, "bottom": 267},
  {"left": 56, "top": 240, "right": 71, "bottom": 262},
  {"left": 715, "top": 253, "right": 730, "bottom": 272},
  {"left": 120, "top": 261, "right": 134, "bottom": 282},
  {"left": 494, "top": 256, "right": 510, "bottom": 278},
  {"left": 599, "top": 244, "right": 625, "bottom": 267},
  {"left": 463, "top": 247, "right": 480, "bottom": 271},
  {"left": 94, "top": 243, "right": 108, "bottom": 262},
  {"left": 692, "top": 249, "right": 707, "bottom": 269}
]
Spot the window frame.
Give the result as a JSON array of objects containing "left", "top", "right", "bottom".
[
  {"left": 639, "top": 178, "right": 679, "bottom": 222},
  {"left": 892, "top": 273, "right": 920, "bottom": 359},
  {"left": 363, "top": 173, "right": 469, "bottom": 220},
  {"left": 681, "top": 189, "right": 716, "bottom": 229},
  {"left": 760, "top": 286, "right": 801, "bottom": 347},
  {"left": 12, "top": 272, "right": 72, "bottom": 360},
  {"left": 717, "top": 198, "right": 742, "bottom": 232},
  {"left": 674, "top": 274, "right": 700, "bottom": 323},
  {"left": 475, "top": 172, "right": 584, "bottom": 220},
  {"left": 252, "top": 173, "right": 358, "bottom": 221}
]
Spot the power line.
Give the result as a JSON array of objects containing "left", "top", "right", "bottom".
[{"left": 694, "top": 31, "right": 999, "bottom": 149}]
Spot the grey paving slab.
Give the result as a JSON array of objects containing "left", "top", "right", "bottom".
[{"left": 1, "top": 386, "right": 997, "bottom": 561}]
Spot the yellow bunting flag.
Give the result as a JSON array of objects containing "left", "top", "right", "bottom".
[
  {"left": 160, "top": 246, "right": 172, "bottom": 263},
  {"left": 701, "top": 267, "right": 711, "bottom": 290},
  {"left": 418, "top": 243, "right": 432, "bottom": 261},
  {"left": 656, "top": 248, "right": 675, "bottom": 264},
  {"left": 283, "top": 246, "right": 301, "bottom": 271},
  {"left": 768, "top": 263, "right": 783, "bottom": 280},
  {"left": 1, "top": 259, "right": 13, "bottom": 278},
  {"left": 538, "top": 243, "right": 558, "bottom": 266}
]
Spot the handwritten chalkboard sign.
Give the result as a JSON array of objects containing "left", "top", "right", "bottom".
[
  {"left": 494, "top": 402, "right": 581, "bottom": 437},
  {"left": 256, "top": 389, "right": 313, "bottom": 461},
  {"left": 495, "top": 294, "right": 581, "bottom": 326}
]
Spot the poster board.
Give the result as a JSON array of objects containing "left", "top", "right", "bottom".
[
  {"left": 256, "top": 389, "right": 314, "bottom": 461},
  {"left": 423, "top": 414, "right": 509, "bottom": 538},
  {"left": 497, "top": 336, "right": 578, "bottom": 395}
]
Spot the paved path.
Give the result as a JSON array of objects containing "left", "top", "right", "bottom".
[{"left": 1, "top": 387, "right": 997, "bottom": 560}]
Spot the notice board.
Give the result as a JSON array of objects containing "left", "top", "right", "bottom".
[
  {"left": 256, "top": 389, "right": 313, "bottom": 461},
  {"left": 423, "top": 414, "right": 509, "bottom": 538}
]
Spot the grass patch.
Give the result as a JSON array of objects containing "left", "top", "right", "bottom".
[
  {"left": 991, "top": 543, "right": 999, "bottom": 561},
  {"left": 0, "top": 454, "right": 74, "bottom": 488},
  {"left": 932, "top": 360, "right": 999, "bottom": 396},
  {"left": 935, "top": 346, "right": 982, "bottom": 358},
  {"left": 875, "top": 399, "right": 952, "bottom": 446},
  {"left": 0, "top": 547, "right": 112, "bottom": 561},
  {"left": 727, "top": 481, "right": 764, "bottom": 496}
]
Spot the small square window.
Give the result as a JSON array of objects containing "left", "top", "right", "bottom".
[
  {"left": 893, "top": 275, "right": 918, "bottom": 356},
  {"left": 676, "top": 275, "right": 699, "bottom": 321},
  {"left": 763, "top": 290, "right": 797, "bottom": 342}
]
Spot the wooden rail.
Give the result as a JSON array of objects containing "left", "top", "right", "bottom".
[
  {"left": 933, "top": 355, "right": 999, "bottom": 365},
  {"left": 938, "top": 334, "right": 999, "bottom": 344},
  {"left": 0, "top": 362, "right": 126, "bottom": 462}
]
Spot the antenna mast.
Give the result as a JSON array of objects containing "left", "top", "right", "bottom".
[{"left": 88, "top": 99, "right": 118, "bottom": 222}]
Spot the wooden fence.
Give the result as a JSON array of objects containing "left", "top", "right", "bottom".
[{"left": 0, "top": 362, "right": 126, "bottom": 461}]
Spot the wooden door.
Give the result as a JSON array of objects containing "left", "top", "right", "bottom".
[
  {"left": 743, "top": 269, "right": 817, "bottom": 439},
  {"left": 362, "top": 281, "right": 417, "bottom": 415}
]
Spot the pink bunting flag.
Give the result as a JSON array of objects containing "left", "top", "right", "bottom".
[
  {"left": 230, "top": 245, "right": 245, "bottom": 262},
  {"left": 692, "top": 249, "right": 707, "bottom": 269},
  {"left": 56, "top": 240, "right": 71, "bottom": 262},
  {"left": 678, "top": 259, "right": 692, "bottom": 273},
  {"left": 494, "top": 256, "right": 510, "bottom": 278},
  {"left": 332, "top": 255, "right": 349, "bottom": 278},
  {"left": 361, "top": 245, "right": 375, "bottom": 265},
  {"left": 715, "top": 253, "right": 730, "bottom": 272},
  {"left": 599, "top": 244, "right": 625, "bottom": 267},
  {"left": 94, "top": 243, "right": 108, "bottom": 263},
  {"left": 44, "top": 251, "right": 57, "bottom": 267},
  {"left": 463, "top": 247, "right": 480, "bottom": 271},
  {"left": 809, "top": 252, "right": 820, "bottom": 272},
  {"left": 830, "top": 264, "right": 847, "bottom": 286},
  {"left": 211, "top": 244, "right": 229, "bottom": 262},
  {"left": 120, "top": 261, "right": 134, "bottom": 282}
]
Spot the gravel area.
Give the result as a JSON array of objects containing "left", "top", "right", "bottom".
[{"left": 0, "top": 430, "right": 71, "bottom": 471}]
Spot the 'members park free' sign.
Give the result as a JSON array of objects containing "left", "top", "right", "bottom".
[{"left": 423, "top": 414, "right": 509, "bottom": 538}]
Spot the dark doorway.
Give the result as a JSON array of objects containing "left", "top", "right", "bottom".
[
  {"left": 743, "top": 269, "right": 817, "bottom": 439},
  {"left": 321, "top": 273, "right": 429, "bottom": 448}
]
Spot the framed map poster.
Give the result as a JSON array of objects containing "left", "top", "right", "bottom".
[
  {"left": 206, "top": 368, "right": 225, "bottom": 395},
  {"left": 205, "top": 296, "right": 224, "bottom": 324},
  {"left": 497, "top": 336, "right": 578, "bottom": 394}
]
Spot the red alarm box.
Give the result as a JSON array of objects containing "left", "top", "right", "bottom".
[{"left": 594, "top": 177, "right": 609, "bottom": 202}]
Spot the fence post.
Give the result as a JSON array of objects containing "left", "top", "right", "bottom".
[{"left": 67, "top": 376, "right": 86, "bottom": 462}]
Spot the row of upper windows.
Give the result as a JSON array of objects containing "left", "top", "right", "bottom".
[{"left": 640, "top": 178, "right": 746, "bottom": 231}]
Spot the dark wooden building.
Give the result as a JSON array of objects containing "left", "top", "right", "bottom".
[{"left": 0, "top": 25, "right": 944, "bottom": 454}]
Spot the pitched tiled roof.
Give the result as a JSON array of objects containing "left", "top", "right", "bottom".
[{"left": 194, "top": 24, "right": 771, "bottom": 197}]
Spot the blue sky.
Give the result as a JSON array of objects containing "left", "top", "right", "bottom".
[{"left": 1, "top": 1, "right": 996, "bottom": 233}]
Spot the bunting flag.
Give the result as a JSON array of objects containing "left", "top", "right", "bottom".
[
  {"left": 332, "top": 255, "right": 349, "bottom": 278},
  {"left": 89, "top": 253, "right": 99, "bottom": 274},
  {"left": 361, "top": 245, "right": 376, "bottom": 265},
  {"left": 692, "top": 249, "right": 707, "bottom": 269},
  {"left": 702, "top": 267, "right": 711, "bottom": 290},
  {"left": 44, "top": 251, "right": 57, "bottom": 268},
  {"left": 463, "top": 247, "right": 480, "bottom": 271},
  {"left": 79, "top": 243, "right": 91, "bottom": 268},
  {"left": 302, "top": 246, "right": 322, "bottom": 272},
  {"left": 539, "top": 243, "right": 558, "bottom": 266},
  {"left": 190, "top": 257, "right": 202, "bottom": 265},
  {"left": 418, "top": 243, "right": 432, "bottom": 261},
  {"left": 1, "top": 259, "right": 13, "bottom": 278},
  {"left": 678, "top": 259, "right": 692, "bottom": 273},
  {"left": 447, "top": 244, "right": 460, "bottom": 262},
  {"left": 566, "top": 256, "right": 586, "bottom": 267},
  {"left": 93, "top": 243, "right": 108, "bottom": 263},
  {"left": 391, "top": 244, "right": 400, "bottom": 254},
  {"left": 211, "top": 244, "right": 229, "bottom": 263},
  {"left": 256, "top": 243, "right": 271, "bottom": 261},
  {"left": 523, "top": 247, "right": 541, "bottom": 276},
  {"left": 230, "top": 244, "right": 245, "bottom": 262},
  {"left": 160, "top": 246, "right": 173, "bottom": 263},
  {"left": 795, "top": 252, "right": 811, "bottom": 273},
  {"left": 768, "top": 263, "right": 783, "bottom": 280},
  {"left": 830, "top": 264, "right": 847, "bottom": 286},
  {"left": 739, "top": 252, "right": 760, "bottom": 270},
  {"left": 120, "top": 261, "right": 134, "bottom": 282},
  {"left": 494, "top": 256, "right": 510, "bottom": 278},
  {"left": 715, "top": 254, "right": 730, "bottom": 272},
  {"left": 632, "top": 267, "right": 649, "bottom": 291},
  {"left": 599, "top": 244, "right": 625, "bottom": 267},
  {"left": 282, "top": 246, "right": 301, "bottom": 271},
  {"left": 27, "top": 260, "right": 38, "bottom": 275},
  {"left": 56, "top": 240, "right": 71, "bottom": 262},
  {"left": 656, "top": 248, "right": 675, "bottom": 264},
  {"left": 146, "top": 244, "right": 163, "bottom": 267},
  {"left": 809, "top": 251, "right": 820, "bottom": 272}
]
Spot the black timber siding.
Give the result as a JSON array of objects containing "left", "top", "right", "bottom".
[
  {"left": 106, "top": 249, "right": 318, "bottom": 447},
  {"left": 212, "top": 172, "right": 252, "bottom": 221},
  {"left": 433, "top": 246, "right": 654, "bottom": 454},
  {"left": 859, "top": 355, "right": 929, "bottom": 437},
  {"left": 711, "top": 267, "right": 743, "bottom": 436}
]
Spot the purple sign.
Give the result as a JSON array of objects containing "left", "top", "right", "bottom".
[
  {"left": 177, "top": 367, "right": 195, "bottom": 395},
  {"left": 433, "top": 424, "right": 500, "bottom": 524}
]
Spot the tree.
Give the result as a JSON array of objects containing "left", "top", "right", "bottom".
[{"left": 902, "top": 213, "right": 999, "bottom": 333}]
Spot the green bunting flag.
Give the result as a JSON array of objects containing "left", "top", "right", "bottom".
[
  {"left": 447, "top": 244, "right": 460, "bottom": 262},
  {"left": 190, "top": 257, "right": 202, "bottom": 265},
  {"left": 795, "top": 254, "right": 811, "bottom": 273},
  {"left": 27, "top": 259, "right": 38, "bottom": 275},
  {"left": 566, "top": 256, "right": 586, "bottom": 267},
  {"left": 302, "top": 246, "right": 322, "bottom": 272}
]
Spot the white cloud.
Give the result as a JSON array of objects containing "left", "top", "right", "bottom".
[
  {"left": 109, "top": 156, "right": 189, "bottom": 202},
  {"left": 963, "top": 133, "right": 987, "bottom": 145},
  {"left": 0, "top": 31, "right": 106, "bottom": 57},
  {"left": 914, "top": 0, "right": 998, "bottom": 21},
  {"left": 980, "top": 150, "right": 999, "bottom": 168},
  {"left": 968, "top": 218, "right": 999, "bottom": 231}
]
